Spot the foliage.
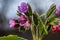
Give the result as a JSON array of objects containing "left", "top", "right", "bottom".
[{"left": 0, "top": 35, "right": 27, "bottom": 40}]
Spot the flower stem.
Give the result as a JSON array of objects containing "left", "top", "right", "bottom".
[
  {"left": 30, "top": 15, "right": 36, "bottom": 40},
  {"left": 39, "top": 37, "right": 42, "bottom": 40},
  {"left": 36, "top": 25, "right": 38, "bottom": 40},
  {"left": 30, "top": 23, "right": 36, "bottom": 40}
]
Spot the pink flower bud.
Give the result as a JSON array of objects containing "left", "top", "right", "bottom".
[
  {"left": 52, "top": 25, "right": 59, "bottom": 32},
  {"left": 9, "top": 19, "right": 16, "bottom": 28},
  {"left": 18, "top": 15, "right": 30, "bottom": 27}
]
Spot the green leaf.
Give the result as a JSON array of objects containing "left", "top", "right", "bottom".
[
  {"left": 45, "top": 13, "right": 56, "bottom": 25},
  {"left": 28, "top": 4, "right": 32, "bottom": 16},
  {"left": 39, "top": 17, "right": 48, "bottom": 36},
  {"left": 50, "top": 18, "right": 58, "bottom": 25},
  {"left": 34, "top": 11, "right": 48, "bottom": 36},
  {"left": 25, "top": 4, "right": 32, "bottom": 16},
  {"left": 33, "top": 11, "right": 38, "bottom": 25},
  {"left": 46, "top": 3, "right": 56, "bottom": 18},
  {"left": 45, "top": 4, "right": 56, "bottom": 25},
  {"left": 17, "top": 11, "right": 21, "bottom": 16},
  {"left": 0, "top": 35, "right": 27, "bottom": 40}
]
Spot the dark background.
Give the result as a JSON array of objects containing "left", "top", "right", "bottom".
[{"left": 0, "top": 29, "right": 60, "bottom": 40}]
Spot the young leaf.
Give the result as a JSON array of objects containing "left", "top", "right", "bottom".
[
  {"left": 34, "top": 11, "right": 48, "bottom": 36},
  {"left": 28, "top": 4, "right": 32, "bottom": 16},
  {"left": 33, "top": 11, "right": 38, "bottom": 25},
  {"left": 45, "top": 13, "right": 56, "bottom": 25},
  {"left": 25, "top": 3, "right": 32, "bottom": 16},
  {"left": 50, "top": 18, "right": 58, "bottom": 25},
  {"left": 39, "top": 17, "right": 48, "bottom": 36},
  {"left": 46, "top": 3, "right": 56, "bottom": 18}
]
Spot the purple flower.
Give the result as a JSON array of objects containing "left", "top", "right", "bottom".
[
  {"left": 18, "top": 2, "right": 28, "bottom": 14},
  {"left": 9, "top": 19, "right": 16, "bottom": 28},
  {"left": 18, "top": 15, "right": 30, "bottom": 27},
  {"left": 56, "top": 6, "right": 60, "bottom": 16},
  {"left": 25, "top": 21, "right": 30, "bottom": 27}
]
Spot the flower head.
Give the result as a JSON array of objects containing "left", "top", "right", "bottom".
[
  {"left": 52, "top": 25, "right": 60, "bottom": 33},
  {"left": 9, "top": 19, "right": 16, "bottom": 28},
  {"left": 18, "top": 2, "right": 28, "bottom": 14},
  {"left": 56, "top": 6, "right": 60, "bottom": 16},
  {"left": 52, "top": 25, "right": 59, "bottom": 32},
  {"left": 18, "top": 15, "right": 30, "bottom": 27},
  {"left": 25, "top": 21, "right": 30, "bottom": 27}
]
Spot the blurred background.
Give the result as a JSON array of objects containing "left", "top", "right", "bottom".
[{"left": 0, "top": 0, "right": 60, "bottom": 40}]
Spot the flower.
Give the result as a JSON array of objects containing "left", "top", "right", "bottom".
[
  {"left": 56, "top": 6, "right": 60, "bottom": 16},
  {"left": 25, "top": 21, "right": 30, "bottom": 27},
  {"left": 18, "top": 2, "right": 28, "bottom": 14},
  {"left": 9, "top": 19, "right": 16, "bottom": 28},
  {"left": 52, "top": 25, "right": 58, "bottom": 32},
  {"left": 18, "top": 15, "right": 30, "bottom": 27},
  {"left": 52, "top": 25, "right": 60, "bottom": 33}
]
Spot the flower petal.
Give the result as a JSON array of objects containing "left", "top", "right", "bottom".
[{"left": 25, "top": 21, "right": 30, "bottom": 27}]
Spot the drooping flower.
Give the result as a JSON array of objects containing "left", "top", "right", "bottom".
[
  {"left": 9, "top": 19, "right": 16, "bottom": 28},
  {"left": 25, "top": 21, "right": 30, "bottom": 27},
  {"left": 18, "top": 15, "right": 30, "bottom": 27},
  {"left": 52, "top": 25, "right": 59, "bottom": 32},
  {"left": 56, "top": 6, "right": 60, "bottom": 16},
  {"left": 58, "top": 20, "right": 60, "bottom": 30},
  {"left": 18, "top": 2, "right": 28, "bottom": 14},
  {"left": 52, "top": 25, "right": 60, "bottom": 33}
]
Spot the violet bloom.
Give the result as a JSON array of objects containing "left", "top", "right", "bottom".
[
  {"left": 9, "top": 19, "right": 16, "bottom": 28},
  {"left": 18, "top": 2, "right": 28, "bottom": 14},
  {"left": 56, "top": 6, "right": 60, "bottom": 16},
  {"left": 18, "top": 15, "right": 30, "bottom": 27}
]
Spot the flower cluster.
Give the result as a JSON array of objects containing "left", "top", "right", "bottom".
[
  {"left": 52, "top": 6, "right": 60, "bottom": 33},
  {"left": 9, "top": 19, "right": 16, "bottom": 28},
  {"left": 9, "top": 2, "right": 60, "bottom": 40},
  {"left": 9, "top": 2, "right": 30, "bottom": 28},
  {"left": 18, "top": 15, "right": 30, "bottom": 27}
]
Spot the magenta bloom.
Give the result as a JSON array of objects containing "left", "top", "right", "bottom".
[
  {"left": 25, "top": 21, "right": 30, "bottom": 27},
  {"left": 18, "top": 2, "right": 28, "bottom": 14},
  {"left": 56, "top": 6, "right": 60, "bottom": 16},
  {"left": 52, "top": 25, "right": 59, "bottom": 32},
  {"left": 18, "top": 15, "right": 30, "bottom": 27},
  {"left": 9, "top": 19, "right": 16, "bottom": 28},
  {"left": 52, "top": 25, "right": 60, "bottom": 33}
]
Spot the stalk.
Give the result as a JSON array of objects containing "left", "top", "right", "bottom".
[
  {"left": 34, "top": 11, "right": 43, "bottom": 40},
  {"left": 39, "top": 37, "right": 42, "bottom": 40},
  {"left": 30, "top": 23, "right": 36, "bottom": 40},
  {"left": 30, "top": 11, "right": 46, "bottom": 40},
  {"left": 30, "top": 15, "right": 36, "bottom": 40},
  {"left": 36, "top": 25, "right": 38, "bottom": 40}
]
